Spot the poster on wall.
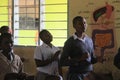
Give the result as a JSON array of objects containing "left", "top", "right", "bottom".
[{"left": 69, "top": 0, "right": 120, "bottom": 57}]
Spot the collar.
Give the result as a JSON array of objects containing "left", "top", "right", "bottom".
[
  {"left": 42, "top": 42, "right": 53, "bottom": 48},
  {"left": 73, "top": 33, "right": 86, "bottom": 42}
]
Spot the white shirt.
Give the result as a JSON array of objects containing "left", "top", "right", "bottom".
[
  {"left": 34, "top": 43, "right": 60, "bottom": 75},
  {"left": 0, "top": 52, "right": 23, "bottom": 80}
]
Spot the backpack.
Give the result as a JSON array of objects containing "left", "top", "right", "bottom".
[{"left": 114, "top": 48, "right": 120, "bottom": 69}]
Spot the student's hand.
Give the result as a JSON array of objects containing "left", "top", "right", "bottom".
[
  {"left": 79, "top": 52, "right": 89, "bottom": 61},
  {"left": 72, "top": 52, "right": 89, "bottom": 62},
  {"left": 53, "top": 50, "right": 61, "bottom": 61},
  {"left": 76, "top": 52, "right": 89, "bottom": 62}
]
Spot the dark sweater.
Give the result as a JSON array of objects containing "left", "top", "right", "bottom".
[{"left": 60, "top": 35, "right": 97, "bottom": 73}]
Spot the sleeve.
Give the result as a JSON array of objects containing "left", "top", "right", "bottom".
[
  {"left": 19, "top": 58, "right": 24, "bottom": 73},
  {"left": 14, "top": 55, "right": 24, "bottom": 73},
  {"left": 0, "top": 57, "right": 10, "bottom": 80},
  {"left": 90, "top": 38, "right": 97, "bottom": 64},
  {"left": 34, "top": 46, "right": 42, "bottom": 60}
]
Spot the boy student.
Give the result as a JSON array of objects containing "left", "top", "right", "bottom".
[
  {"left": 0, "top": 33, "right": 28, "bottom": 80},
  {"left": 34, "top": 29, "right": 62, "bottom": 80},
  {"left": 60, "top": 16, "right": 103, "bottom": 80}
]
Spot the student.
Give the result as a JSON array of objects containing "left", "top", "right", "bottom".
[
  {"left": 0, "top": 33, "right": 28, "bottom": 80},
  {"left": 0, "top": 26, "right": 12, "bottom": 34},
  {"left": 60, "top": 16, "right": 103, "bottom": 80},
  {"left": 34, "top": 29, "right": 62, "bottom": 80}
]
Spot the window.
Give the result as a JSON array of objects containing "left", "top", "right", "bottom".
[
  {"left": 13, "top": 0, "right": 39, "bottom": 46},
  {"left": 40, "top": 0, "right": 67, "bottom": 46},
  {"left": 0, "top": 0, "right": 67, "bottom": 47},
  {"left": 0, "top": 0, "right": 12, "bottom": 30}
]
